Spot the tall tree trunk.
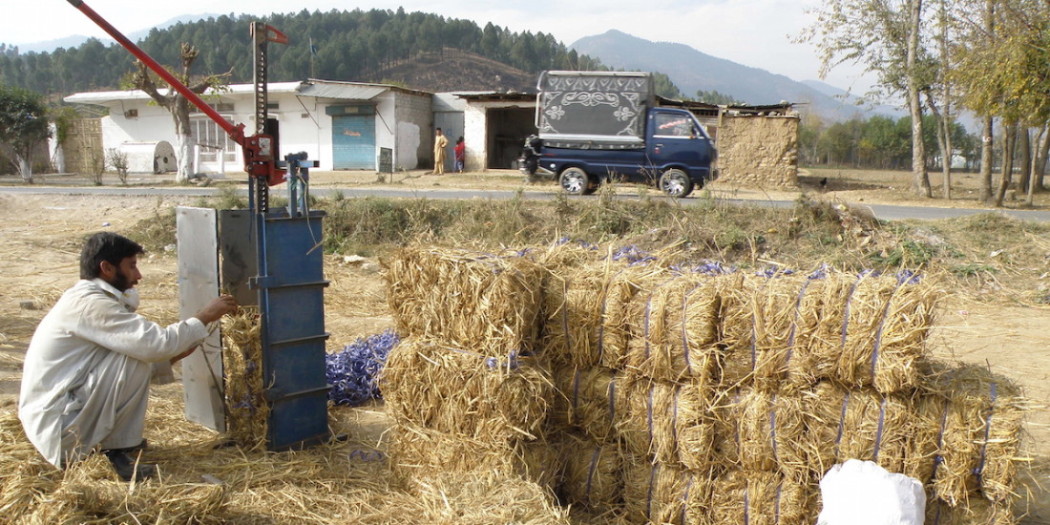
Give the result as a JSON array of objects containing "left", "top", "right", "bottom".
[
  {"left": 1034, "top": 124, "right": 1050, "bottom": 194},
  {"left": 172, "top": 97, "right": 194, "bottom": 183},
  {"left": 980, "top": 117, "right": 994, "bottom": 202},
  {"left": 907, "top": 0, "right": 931, "bottom": 197},
  {"left": 927, "top": 93, "right": 951, "bottom": 200},
  {"left": 1019, "top": 127, "right": 1032, "bottom": 205},
  {"left": 979, "top": 0, "right": 995, "bottom": 203},
  {"left": 994, "top": 122, "right": 1016, "bottom": 207},
  {"left": 17, "top": 153, "right": 32, "bottom": 184},
  {"left": 938, "top": 0, "right": 952, "bottom": 200}
]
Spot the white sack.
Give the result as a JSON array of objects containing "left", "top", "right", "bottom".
[{"left": 817, "top": 459, "right": 925, "bottom": 525}]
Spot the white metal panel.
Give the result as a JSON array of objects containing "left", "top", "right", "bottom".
[{"left": 176, "top": 206, "right": 226, "bottom": 432}]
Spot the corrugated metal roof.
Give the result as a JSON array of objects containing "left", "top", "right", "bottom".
[
  {"left": 63, "top": 80, "right": 389, "bottom": 106},
  {"left": 297, "top": 82, "right": 387, "bottom": 100}
]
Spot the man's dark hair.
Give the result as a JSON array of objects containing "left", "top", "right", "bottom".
[{"left": 80, "top": 232, "right": 145, "bottom": 279}]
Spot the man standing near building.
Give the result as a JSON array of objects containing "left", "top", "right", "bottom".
[
  {"left": 19, "top": 232, "right": 238, "bottom": 481},
  {"left": 433, "top": 127, "right": 448, "bottom": 175}
]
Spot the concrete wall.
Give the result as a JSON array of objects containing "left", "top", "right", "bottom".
[
  {"left": 94, "top": 89, "right": 427, "bottom": 174},
  {"left": 716, "top": 115, "right": 799, "bottom": 188},
  {"left": 393, "top": 91, "right": 432, "bottom": 171}
]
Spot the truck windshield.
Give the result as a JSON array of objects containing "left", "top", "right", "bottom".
[{"left": 653, "top": 112, "right": 707, "bottom": 139}]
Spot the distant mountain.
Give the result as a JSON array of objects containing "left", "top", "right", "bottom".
[
  {"left": 801, "top": 79, "right": 906, "bottom": 119},
  {"left": 570, "top": 30, "right": 883, "bottom": 123},
  {"left": 9, "top": 14, "right": 218, "bottom": 53}
]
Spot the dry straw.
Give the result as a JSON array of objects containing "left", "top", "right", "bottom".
[
  {"left": 221, "top": 306, "right": 268, "bottom": 450},
  {"left": 623, "top": 460, "right": 689, "bottom": 525},
  {"left": 383, "top": 247, "right": 545, "bottom": 356},
  {"left": 835, "top": 272, "right": 939, "bottom": 393},
  {"left": 732, "top": 388, "right": 808, "bottom": 476},
  {"left": 618, "top": 378, "right": 721, "bottom": 471},
  {"left": 597, "top": 264, "right": 665, "bottom": 370},
  {"left": 549, "top": 365, "right": 621, "bottom": 443},
  {"left": 719, "top": 273, "right": 804, "bottom": 391},
  {"left": 560, "top": 434, "right": 624, "bottom": 509},
  {"left": 709, "top": 470, "right": 815, "bottom": 525},
  {"left": 925, "top": 496, "right": 1017, "bottom": 525},
  {"left": 626, "top": 273, "right": 725, "bottom": 384},
  {"left": 387, "top": 423, "right": 563, "bottom": 491},
  {"left": 922, "top": 362, "right": 1026, "bottom": 506},
  {"left": 540, "top": 259, "right": 618, "bottom": 368},
  {"left": 804, "top": 382, "right": 917, "bottom": 479},
  {"left": 379, "top": 337, "right": 552, "bottom": 441}
]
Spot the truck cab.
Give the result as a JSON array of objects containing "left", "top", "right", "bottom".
[{"left": 521, "top": 71, "right": 717, "bottom": 198}]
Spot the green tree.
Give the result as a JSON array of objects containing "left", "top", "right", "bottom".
[
  {"left": 802, "top": 0, "right": 934, "bottom": 197},
  {"left": 128, "top": 43, "right": 231, "bottom": 183},
  {"left": 0, "top": 84, "right": 51, "bottom": 183}
]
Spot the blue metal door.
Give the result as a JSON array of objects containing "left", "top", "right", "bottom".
[{"left": 332, "top": 114, "right": 375, "bottom": 169}]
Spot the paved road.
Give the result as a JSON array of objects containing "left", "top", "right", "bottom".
[{"left": 3, "top": 185, "right": 1050, "bottom": 223}]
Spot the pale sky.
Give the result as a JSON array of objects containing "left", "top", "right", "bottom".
[{"left": 4, "top": 0, "right": 875, "bottom": 93}]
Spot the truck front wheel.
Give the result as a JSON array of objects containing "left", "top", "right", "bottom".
[
  {"left": 560, "top": 167, "right": 594, "bottom": 195},
  {"left": 659, "top": 169, "right": 694, "bottom": 198}
]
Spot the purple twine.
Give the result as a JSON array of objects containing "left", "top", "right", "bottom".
[
  {"left": 930, "top": 400, "right": 949, "bottom": 483},
  {"left": 775, "top": 483, "right": 783, "bottom": 523},
  {"left": 743, "top": 484, "right": 751, "bottom": 525},
  {"left": 840, "top": 274, "right": 867, "bottom": 349},
  {"left": 769, "top": 394, "right": 780, "bottom": 462},
  {"left": 680, "top": 475, "right": 694, "bottom": 525},
  {"left": 873, "top": 397, "right": 888, "bottom": 461},
  {"left": 974, "top": 382, "right": 999, "bottom": 484},
  {"left": 647, "top": 385, "right": 656, "bottom": 448},
  {"left": 672, "top": 387, "right": 681, "bottom": 446},
  {"left": 561, "top": 279, "right": 572, "bottom": 353},
  {"left": 835, "top": 392, "right": 851, "bottom": 458},
  {"left": 681, "top": 284, "right": 703, "bottom": 377},
  {"left": 607, "top": 377, "right": 617, "bottom": 429},
  {"left": 646, "top": 462, "right": 658, "bottom": 520},
  {"left": 585, "top": 446, "right": 601, "bottom": 504},
  {"left": 870, "top": 280, "right": 906, "bottom": 382}
]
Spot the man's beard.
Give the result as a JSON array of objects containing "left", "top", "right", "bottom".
[{"left": 110, "top": 267, "right": 132, "bottom": 292}]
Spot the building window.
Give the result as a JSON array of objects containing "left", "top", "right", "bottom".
[{"left": 192, "top": 115, "right": 237, "bottom": 163}]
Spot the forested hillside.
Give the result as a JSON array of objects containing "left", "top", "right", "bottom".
[{"left": 0, "top": 8, "right": 610, "bottom": 98}]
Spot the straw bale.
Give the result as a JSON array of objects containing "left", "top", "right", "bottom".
[
  {"left": 623, "top": 461, "right": 689, "bottom": 525},
  {"left": 836, "top": 273, "right": 938, "bottom": 393},
  {"left": 719, "top": 273, "right": 804, "bottom": 390},
  {"left": 733, "top": 388, "right": 808, "bottom": 475},
  {"left": 709, "top": 470, "right": 816, "bottom": 525},
  {"left": 598, "top": 264, "right": 665, "bottom": 370},
  {"left": 625, "top": 274, "right": 725, "bottom": 384},
  {"left": 387, "top": 423, "right": 562, "bottom": 489},
  {"left": 560, "top": 435, "right": 624, "bottom": 508},
  {"left": 396, "top": 472, "right": 572, "bottom": 525},
  {"left": 221, "top": 306, "right": 268, "bottom": 450},
  {"left": 380, "top": 338, "right": 553, "bottom": 440},
  {"left": 541, "top": 259, "right": 617, "bottom": 368},
  {"left": 926, "top": 496, "right": 1017, "bottom": 525},
  {"left": 804, "top": 382, "right": 917, "bottom": 478},
  {"left": 618, "top": 378, "right": 720, "bottom": 469},
  {"left": 923, "top": 363, "right": 1026, "bottom": 505},
  {"left": 383, "top": 247, "right": 546, "bottom": 356},
  {"left": 549, "top": 365, "right": 621, "bottom": 442},
  {"left": 795, "top": 272, "right": 862, "bottom": 385}
]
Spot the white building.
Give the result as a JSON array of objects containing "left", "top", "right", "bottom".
[{"left": 64, "top": 80, "right": 433, "bottom": 174}]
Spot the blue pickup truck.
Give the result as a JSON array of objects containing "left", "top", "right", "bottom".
[{"left": 520, "top": 71, "right": 717, "bottom": 198}]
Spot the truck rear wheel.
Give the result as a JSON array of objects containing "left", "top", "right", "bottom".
[
  {"left": 659, "top": 168, "right": 694, "bottom": 198},
  {"left": 560, "top": 167, "right": 594, "bottom": 195}
]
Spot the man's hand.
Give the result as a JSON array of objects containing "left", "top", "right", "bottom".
[{"left": 194, "top": 294, "right": 238, "bottom": 325}]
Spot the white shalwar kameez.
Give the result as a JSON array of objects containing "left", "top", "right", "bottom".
[{"left": 19, "top": 278, "right": 209, "bottom": 468}]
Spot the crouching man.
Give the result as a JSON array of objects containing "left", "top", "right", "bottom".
[{"left": 19, "top": 232, "right": 238, "bottom": 481}]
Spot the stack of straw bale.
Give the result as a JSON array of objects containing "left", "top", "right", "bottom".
[
  {"left": 384, "top": 242, "right": 1025, "bottom": 523},
  {"left": 381, "top": 247, "right": 557, "bottom": 489}
]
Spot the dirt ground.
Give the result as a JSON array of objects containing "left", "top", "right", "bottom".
[{"left": 0, "top": 173, "right": 1048, "bottom": 522}]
